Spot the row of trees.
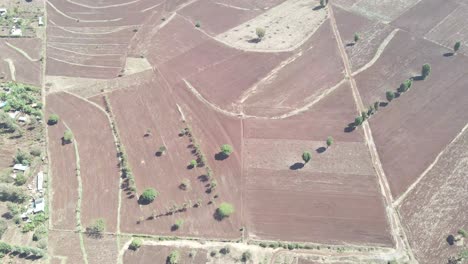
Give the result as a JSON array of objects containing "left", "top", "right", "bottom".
[
  {"left": 0, "top": 241, "right": 45, "bottom": 258},
  {"left": 302, "top": 136, "right": 334, "bottom": 164}
]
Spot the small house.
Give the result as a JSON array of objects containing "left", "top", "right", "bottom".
[
  {"left": 33, "top": 198, "right": 45, "bottom": 213},
  {"left": 0, "top": 101, "right": 6, "bottom": 108},
  {"left": 18, "top": 116, "right": 28, "bottom": 123},
  {"left": 0, "top": 8, "right": 6, "bottom": 16},
  {"left": 36, "top": 171, "right": 43, "bottom": 191},
  {"left": 38, "top": 17, "right": 44, "bottom": 26},
  {"left": 13, "top": 164, "right": 28, "bottom": 172}
]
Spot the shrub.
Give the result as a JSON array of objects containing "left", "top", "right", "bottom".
[
  {"left": 129, "top": 238, "right": 143, "bottom": 250},
  {"left": 47, "top": 114, "right": 59, "bottom": 125},
  {"left": 354, "top": 116, "right": 363, "bottom": 126},
  {"left": 216, "top": 203, "right": 234, "bottom": 219},
  {"left": 374, "top": 101, "right": 380, "bottom": 111},
  {"left": 63, "top": 130, "right": 73, "bottom": 143},
  {"left": 398, "top": 82, "right": 409, "bottom": 93},
  {"left": 220, "top": 144, "right": 233, "bottom": 156},
  {"left": 326, "top": 136, "right": 334, "bottom": 147},
  {"left": 421, "top": 63, "right": 431, "bottom": 79},
  {"left": 361, "top": 111, "right": 368, "bottom": 120},
  {"left": 0, "top": 183, "right": 27, "bottom": 203},
  {"left": 33, "top": 225, "right": 47, "bottom": 241},
  {"left": 195, "top": 21, "right": 201, "bottom": 28},
  {"left": 0, "top": 242, "right": 12, "bottom": 254},
  {"left": 14, "top": 150, "right": 31, "bottom": 165},
  {"left": 179, "top": 179, "right": 190, "bottom": 190},
  {"left": 386, "top": 91, "right": 395, "bottom": 102},
  {"left": 354, "top": 33, "right": 360, "bottom": 43},
  {"left": 189, "top": 160, "right": 197, "bottom": 168},
  {"left": 241, "top": 251, "right": 252, "bottom": 262},
  {"left": 86, "top": 218, "right": 106, "bottom": 238},
  {"left": 209, "top": 179, "right": 217, "bottom": 190},
  {"left": 172, "top": 219, "right": 184, "bottom": 230},
  {"left": 220, "top": 247, "right": 230, "bottom": 255},
  {"left": 167, "top": 250, "right": 180, "bottom": 264},
  {"left": 30, "top": 148, "right": 41, "bottom": 157},
  {"left": 14, "top": 173, "right": 27, "bottom": 186},
  {"left": 256, "top": 27, "right": 266, "bottom": 40},
  {"left": 454, "top": 41, "right": 461, "bottom": 52},
  {"left": 139, "top": 188, "right": 158, "bottom": 204},
  {"left": 302, "top": 151, "right": 311, "bottom": 163}
]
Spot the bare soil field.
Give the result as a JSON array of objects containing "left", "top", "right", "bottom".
[
  {"left": 399, "top": 127, "right": 468, "bottom": 264},
  {"left": 354, "top": 30, "right": 468, "bottom": 198},
  {"left": 48, "top": 230, "right": 84, "bottom": 264},
  {"left": 83, "top": 235, "right": 120, "bottom": 264},
  {"left": 47, "top": 92, "right": 120, "bottom": 232},
  {"left": 101, "top": 72, "right": 242, "bottom": 238},
  {"left": 0, "top": 38, "right": 42, "bottom": 85},
  {"left": 241, "top": 21, "right": 345, "bottom": 117},
  {"left": 123, "top": 244, "right": 209, "bottom": 264},
  {"left": 215, "top": 0, "right": 328, "bottom": 52},
  {"left": 46, "top": 119, "right": 79, "bottom": 230},
  {"left": 242, "top": 84, "right": 391, "bottom": 245}
]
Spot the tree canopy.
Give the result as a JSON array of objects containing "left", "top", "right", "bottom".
[{"left": 139, "top": 188, "right": 159, "bottom": 204}]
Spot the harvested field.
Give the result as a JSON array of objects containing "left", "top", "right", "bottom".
[
  {"left": 334, "top": 0, "right": 421, "bottom": 23},
  {"left": 102, "top": 72, "right": 242, "bottom": 238},
  {"left": 399, "top": 126, "right": 468, "bottom": 264},
  {"left": 0, "top": 38, "right": 42, "bottom": 85},
  {"left": 424, "top": 3, "right": 468, "bottom": 55},
  {"left": 47, "top": 119, "right": 79, "bottom": 230},
  {"left": 47, "top": 92, "right": 120, "bottom": 232},
  {"left": 354, "top": 30, "right": 468, "bottom": 198},
  {"left": 83, "top": 235, "right": 119, "bottom": 264},
  {"left": 241, "top": 21, "right": 345, "bottom": 117},
  {"left": 123, "top": 244, "right": 209, "bottom": 264},
  {"left": 48, "top": 230, "right": 84, "bottom": 264},
  {"left": 216, "top": 0, "right": 328, "bottom": 51}
]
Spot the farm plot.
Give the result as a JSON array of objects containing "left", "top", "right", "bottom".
[
  {"left": 103, "top": 72, "right": 242, "bottom": 239},
  {"left": 45, "top": 0, "right": 162, "bottom": 79},
  {"left": 178, "top": 0, "right": 261, "bottom": 35},
  {"left": 47, "top": 118, "right": 79, "bottom": 230},
  {"left": 47, "top": 92, "right": 120, "bottom": 232},
  {"left": 215, "top": 0, "right": 328, "bottom": 52},
  {"left": 241, "top": 21, "right": 345, "bottom": 117},
  {"left": 48, "top": 230, "right": 84, "bottom": 264},
  {"left": 354, "top": 30, "right": 468, "bottom": 198},
  {"left": 0, "top": 38, "right": 42, "bottom": 86},
  {"left": 399, "top": 127, "right": 468, "bottom": 264},
  {"left": 332, "top": 5, "right": 396, "bottom": 72},
  {"left": 243, "top": 84, "right": 392, "bottom": 245},
  {"left": 334, "top": 0, "right": 421, "bottom": 23},
  {"left": 391, "top": 0, "right": 459, "bottom": 37},
  {"left": 123, "top": 245, "right": 209, "bottom": 264},
  {"left": 424, "top": 3, "right": 468, "bottom": 55}
]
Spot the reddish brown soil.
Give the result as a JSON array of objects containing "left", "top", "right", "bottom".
[
  {"left": 178, "top": 0, "right": 260, "bottom": 35},
  {"left": 48, "top": 230, "right": 84, "bottom": 264},
  {"left": 399, "top": 128, "right": 468, "bottom": 264},
  {"left": 47, "top": 92, "right": 120, "bottom": 232},
  {"left": 0, "top": 39, "right": 42, "bottom": 86},
  {"left": 83, "top": 235, "right": 119, "bottom": 264},
  {"left": 391, "top": 0, "right": 459, "bottom": 37},
  {"left": 103, "top": 72, "right": 242, "bottom": 238},
  {"left": 242, "top": 21, "right": 345, "bottom": 116},
  {"left": 46, "top": 118, "right": 79, "bottom": 230},
  {"left": 123, "top": 245, "right": 209, "bottom": 264},
  {"left": 354, "top": 30, "right": 468, "bottom": 198},
  {"left": 243, "top": 85, "right": 391, "bottom": 245}
]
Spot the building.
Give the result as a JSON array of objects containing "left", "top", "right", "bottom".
[
  {"left": 36, "top": 171, "right": 44, "bottom": 191},
  {"left": 8, "top": 111, "right": 19, "bottom": 119},
  {"left": 13, "top": 164, "right": 28, "bottom": 172},
  {"left": 0, "top": 8, "right": 6, "bottom": 17},
  {"left": 38, "top": 17, "right": 44, "bottom": 26},
  {"left": 18, "top": 116, "right": 28, "bottom": 123},
  {"left": 33, "top": 198, "right": 45, "bottom": 213},
  {"left": 10, "top": 27, "right": 22, "bottom": 37}
]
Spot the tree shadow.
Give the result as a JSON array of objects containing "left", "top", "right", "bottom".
[
  {"left": 213, "top": 210, "right": 226, "bottom": 222},
  {"left": 316, "top": 147, "right": 326, "bottom": 154},
  {"left": 289, "top": 162, "right": 304, "bottom": 170},
  {"left": 170, "top": 225, "right": 180, "bottom": 232},
  {"left": 247, "top": 38, "right": 261, "bottom": 44},
  {"left": 411, "top": 75, "right": 425, "bottom": 81},
  {"left": 443, "top": 52, "right": 454, "bottom": 57},
  {"left": 215, "top": 152, "right": 228, "bottom": 161},
  {"left": 138, "top": 197, "right": 151, "bottom": 205},
  {"left": 312, "top": 5, "right": 323, "bottom": 10},
  {"left": 447, "top": 234, "right": 455, "bottom": 245},
  {"left": 344, "top": 125, "right": 356, "bottom": 133},
  {"left": 379, "top": 102, "right": 388, "bottom": 107},
  {"left": 61, "top": 137, "right": 71, "bottom": 145},
  {"left": 346, "top": 43, "right": 355, "bottom": 47},
  {"left": 198, "top": 175, "right": 209, "bottom": 182},
  {"left": 155, "top": 151, "right": 162, "bottom": 157},
  {"left": 1, "top": 212, "right": 13, "bottom": 219}
]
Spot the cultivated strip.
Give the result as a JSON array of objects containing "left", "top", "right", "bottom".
[{"left": 5, "top": 42, "right": 41, "bottom": 61}]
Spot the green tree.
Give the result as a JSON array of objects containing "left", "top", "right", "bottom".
[
  {"left": 129, "top": 238, "right": 143, "bottom": 250},
  {"left": 361, "top": 111, "right": 368, "bottom": 120},
  {"left": 386, "top": 91, "right": 395, "bottom": 102},
  {"left": 256, "top": 27, "right": 266, "bottom": 40},
  {"left": 399, "top": 82, "right": 409, "bottom": 93},
  {"left": 14, "top": 173, "right": 27, "bottom": 186},
  {"left": 354, "top": 116, "right": 363, "bottom": 126},
  {"left": 14, "top": 150, "right": 31, "bottom": 165},
  {"left": 195, "top": 21, "right": 201, "bottom": 28},
  {"left": 320, "top": 0, "right": 327, "bottom": 7},
  {"left": 86, "top": 218, "right": 106, "bottom": 238},
  {"left": 354, "top": 33, "right": 360, "bottom": 43},
  {"left": 216, "top": 202, "right": 235, "bottom": 219},
  {"left": 454, "top": 41, "right": 461, "bottom": 53},
  {"left": 326, "top": 136, "right": 334, "bottom": 148},
  {"left": 47, "top": 114, "right": 59, "bottom": 125},
  {"left": 168, "top": 250, "right": 180, "bottom": 264},
  {"left": 158, "top": 145, "right": 166, "bottom": 154},
  {"left": 173, "top": 219, "right": 184, "bottom": 230},
  {"left": 63, "top": 130, "right": 73, "bottom": 144},
  {"left": 220, "top": 144, "right": 233, "bottom": 156},
  {"left": 189, "top": 159, "right": 197, "bottom": 168},
  {"left": 421, "top": 63, "right": 431, "bottom": 79},
  {"left": 302, "top": 151, "right": 311, "bottom": 163},
  {"left": 405, "top": 79, "right": 413, "bottom": 89},
  {"left": 139, "top": 188, "right": 159, "bottom": 204}
]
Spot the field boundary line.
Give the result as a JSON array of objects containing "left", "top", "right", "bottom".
[
  {"left": 48, "top": 57, "right": 121, "bottom": 68},
  {"left": 394, "top": 122, "right": 468, "bottom": 207},
  {"left": 67, "top": 0, "right": 141, "bottom": 9},
  {"left": 63, "top": 122, "right": 89, "bottom": 264},
  {"left": 329, "top": 5, "right": 415, "bottom": 263},
  {"left": 48, "top": 45, "right": 123, "bottom": 57},
  {"left": 48, "top": 19, "right": 132, "bottom": 35},
  {"left": 5, "top": 41, "right": 41, "bottom": 61},
  {"left": 351, "top": 28, "right": 399, "bottom": 76},
  {"left": 46, "top": 0, "right": 123, "bottom": 23}
]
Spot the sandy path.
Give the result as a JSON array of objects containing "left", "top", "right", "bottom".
[
  {"left": 47, "top": 1, "right": 123, "bottom": 23},
  {"left": 5, "top": 42, "right": 41, "bottom": 61},
  {"left": 66, "top": 0, "right": 141, "bottom": 9},
  {"left": 49, "top": 57, "right": 122, "bottom": 68},
  {"left": 3, "top": 59, "right": 16, "bottom": 81},
  {"left": 328, "top": 5, "right": 414, "bottom": 262}
]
